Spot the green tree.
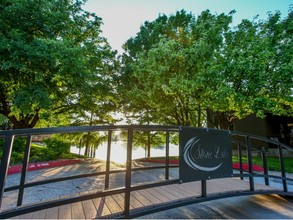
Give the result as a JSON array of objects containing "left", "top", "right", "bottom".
[
  {"left": 210, "top": 9, "right": 293, "bottom": 128},
  {"left": 0, "top": 0, "right": 116, "bottom": 129},
  {"left": 257, "top": 10, "right": 293, "bottom": 116},
  {"left": 121, "top": 10, "right": 233, "bottom": 127},
  {"left": 81, "top": 131, "right": 107, "bottom": 158},
  {"left": 121, "top": 9, "right": 292, "bottom": 129}
]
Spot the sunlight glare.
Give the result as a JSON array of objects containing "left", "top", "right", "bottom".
[{"left": 70, "top": 141, "right": 179, "bottom": 165}]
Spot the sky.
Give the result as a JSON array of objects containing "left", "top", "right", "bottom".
[{"left": 83, "top": 0, "right": 292, "bottom": 54}]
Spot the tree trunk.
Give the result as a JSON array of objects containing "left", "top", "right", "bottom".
[
  {"left": 197, "top": 104, "right": 201, "bottom": 127},
  {"left": 93, "top": 147, "right": 96, "bottom": 158},
  {"left": 84, "top": 138, "right": 89, "bottom": 156},
  {"left": 8, "top": 111, "right": 40, "bottom": 129},
  {"left": 84, "top": 111, "right": 93, "bottom": 157},
  {"left": 79, "top": 140, "right": 82, "bottom": 155},
  {"left": 91, "top": 146, "right": 94, "bottom": 158},
  {"left": 147, "top": 131, "right": 151, "bottom": 158}
]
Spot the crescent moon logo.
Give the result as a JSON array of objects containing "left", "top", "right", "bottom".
[{"left": 183, "top": 137, "right": 222, "bottom": 172}]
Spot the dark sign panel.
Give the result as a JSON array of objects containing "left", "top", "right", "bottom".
[{"left": 179, "top": 127, "right": 232, "bottom": 182}]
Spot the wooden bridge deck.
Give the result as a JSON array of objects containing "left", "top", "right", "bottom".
[{"left": 10, "top": 178, "right": 276, "bottom": 219}]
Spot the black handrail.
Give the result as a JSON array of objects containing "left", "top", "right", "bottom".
[{"left": 0, "top": 125, "right": 292, "bottom": 219}]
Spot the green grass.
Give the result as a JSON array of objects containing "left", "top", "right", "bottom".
[{"left": 232, "top": 155, "right": 293, "bottom": 173}]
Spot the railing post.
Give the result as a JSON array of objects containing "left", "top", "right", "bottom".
[
  {"left": 0, "top": 135, "right": 14, "bottom": 210},
  {"left": 278, "top": 144, "right": 288, "bottom": 192},
  {"left": 201, "top": 180, "right": 207, "bottom": 198},
  {"left": 237, "top": 143, "right": 243, "bottom": 180},
  {"left": 245, "top": 136, "right": 254, "bottom": 191},
  {"left": 261, "top": 147, "right": 269, "bottom": 186},
  {"left": 165, "top": 131, "right": 170, "bottom": 180},
  {"left": 105, "top": 130, "right": 112, "bottom": 189},
  {"left": 17, "top": 135, "right": 32, "bottom": 206},
  {"left": 124, "top": 127, "right": 133, "bottom": 217}
]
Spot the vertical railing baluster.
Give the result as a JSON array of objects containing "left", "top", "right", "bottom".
[
  {"left": 0, "top": 135, "right": 14, "bottom": 210},
  {"left": 124, "top": 127, "right": 133, "bottom": 217},
  {"left": 261, "top": 147, "right": 269, "bottom": 186},
  {"left": 105, "top": 130, "right": 112, "bottom": 189},
  {"left": 17, "top": 135, "right": 32, "bottom": 206},
  {"left": 237, "top": 143, "right": 243, "bottom": 180},
  {"left": 165, "top": 131, "right": 170, "bottom": 180},
  {"left": 278, "top": 144, "right": 287, "bottom": 192},
  {"left": 245, "top": 136, "right": 254, "bottom": 191},
  {"left": 201, "top": 180, "right": 207, "bottom": 198}
]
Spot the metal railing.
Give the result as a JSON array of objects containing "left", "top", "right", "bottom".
[
  {"left": 0, "top": 125, "right": 292, "bottom": 218},
  {"left": 231, "top": 130, "right": 293, "bottom": 193}
]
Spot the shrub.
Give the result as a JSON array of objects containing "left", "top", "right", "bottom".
[
  {"left": 43, "top": 137, "right": 71, "bottom": 157},
  {"left": 10, "top": 151, "right": 24, "bottom": 165},
  {"left": 0, "top": 137, "right": 26, "bottom": 153},
  {"left": 0, "top": 137, "right": 27, "bottom": 164}
]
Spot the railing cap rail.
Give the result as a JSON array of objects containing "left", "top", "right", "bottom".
[
  {"left": 231, "top": 130, "right": 293, "bottom": 151},
  {"left": 1, "top": 125, "right": 291, "bottom": 151}
]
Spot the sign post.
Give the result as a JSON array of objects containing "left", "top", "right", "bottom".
[{"left": 179, "top": 127, "right": 232, "bottom": 182}]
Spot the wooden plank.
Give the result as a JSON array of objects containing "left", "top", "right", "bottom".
[
  {"left": 129, "top": 194, "right": 144, "bottom": 209},
  {"left": 167, "top": 184, "right": 196, "bottom": 198},
  {"left": 31, "top": 209, "right": 47, "bottom": 219},
  {"left": 131, "top": 191, "right": 153, "bottom": 206},
  {"left": 137, "top": 189, "right": 162, "bottom": 204},
  {"left": 45, "top": 206, "right": 58, "bottom": 219},
  {"left": 145, "top": 188, "right": 170, "bottom": 203},
  {"left": 82, "top": 199, "right": 98, "bottom": 219},
  {"left": 15, "top": 212, "right": 34, "bottom": 219},
  {"left": 118, "top": 192, "right": 144, "bottom": 209},
  {"left": 179, "top": 181, "right": 202, "bottom": 195},
  {"left": 112, "top": 193, "right": 125, "bottom": 210},
  {"left": 164, "top": 186, "right": 186, "bottom": 199},
  {"left": 156, "top": 186, "right": 183, "bottom": 200},
  {"left": 104, "top": 196, "right": 124, "bottom": 214},
  {"left": 210, "top": 179, "right": 236, "bottom": 191},
  {"left": 93, "top": 197, "right": 111, "bottom": 217},
  {"left": 207, "top": 179, "right": 248, "bottom": 194},
  {"left": 58, "top": 204, "right": 71, "bottom": 219},
  {"left": 71, "top": 202, "right": 85, "bottom": 219}
]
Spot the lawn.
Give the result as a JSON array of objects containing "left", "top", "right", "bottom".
[{"left": 232, "top": 155, "right": 293, "bottom": 173}]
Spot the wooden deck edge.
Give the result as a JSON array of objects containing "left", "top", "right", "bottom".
[
  {"left": 100, "top": 188, "right": 286, "bottom": 219},
  {"left": 2, "top": 179, "right": 291, "bottom": 219}
]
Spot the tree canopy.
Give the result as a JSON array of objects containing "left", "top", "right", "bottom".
[
  {"left": 0, "top": 1, "right": 292, "bottom": 130},
  {"left": 0, "top": 0, "right": 117, "bottom": 129},
  {"left": 120, "top": 9, "right": 293, "bottom": 128}
]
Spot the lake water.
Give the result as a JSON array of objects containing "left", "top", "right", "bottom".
[{"left": 71, "top": 140, "right": 179, "bottom": 164}]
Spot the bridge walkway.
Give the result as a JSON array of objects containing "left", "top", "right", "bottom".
[
  {"left": 11, "top": 178, "right": 276, "bottom": 219},
  {"left": 1, "top": 125, "right": 292, "bottom": 218}
]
